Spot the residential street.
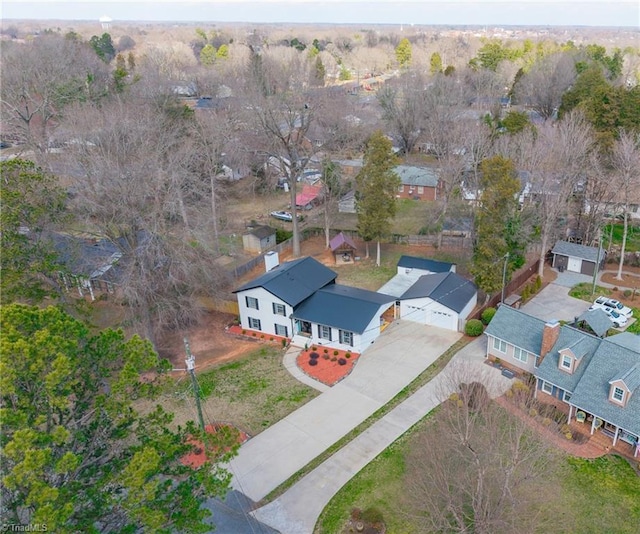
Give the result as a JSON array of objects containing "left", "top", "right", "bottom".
[{"left": 226, "top": 321, "right": 461, "bottom": 502}]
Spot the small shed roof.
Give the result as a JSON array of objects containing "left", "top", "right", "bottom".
[
  {"left": 295, "top": 184, "right": 322, "bottom": 207},
  {"left": 395, "top": 165, "right": 439, "bottom": 187},
  {"left": 329, "top": 232, "right": 357, "bottom": 252},
  {"left": 551, "top": 241, "right": 604, "bottom": 263},
  {"left": 577, "top": 308, "right": 613, "bottom": 338},
  {"left": 247, "top": 225, "right": 276, "bottom": 240}
]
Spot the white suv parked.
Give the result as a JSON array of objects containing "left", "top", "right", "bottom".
[{"left": 590, "top": 297, "right": 633, "bottom": 318}]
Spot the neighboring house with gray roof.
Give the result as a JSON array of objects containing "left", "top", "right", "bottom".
[
  {"left": 379, "top": 255, "right": 456, "bottom": 299},
  {"left": 293, "top": 285, "right": 395, "bottom": 353},
  {"left": 398, "top": 272, "right": 477, "bottom": 331},
  {"left": 395, "top": 165, "right": 439, "bottom": 201},
  {"left": 551, "top": 240, "right": 605, "bottom": 276},
  {"left": 536, "top": 331, "right": 640, "bottom": 455},
  {"left": 484, "top": 305, "right": 549, "bottom": 374},
  {"left": 486, "top": 305, "right": 640, "bottom": 455},
  {"left": 233, "top": 256, "right": 337, "bottom": 340}
]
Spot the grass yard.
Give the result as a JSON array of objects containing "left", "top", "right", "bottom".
[
  {"left": 568, "top": 283, "right": 613, "bottom": 301},
  {"left": 153, "top": 346, "right": 318, "bottom": 436},
  {"left": 391, "top": 199, "right": 431, "bottom": 235},
  {"left": 603, "top": 223, "right": 640, "bottom": 251},
  {"left": 316, "top": 413, "right": 640, "bottom": 534}
]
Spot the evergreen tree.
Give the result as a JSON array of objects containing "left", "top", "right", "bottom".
[
  {"left": 355, "top": 131, "right": 401, "bottom": 266},
  {"left": 430, "top": 52, "right": 443, "bottom": 75},
  {"left": 395, "top": 38, "right": 412, "bottom": 68},
  {"left": 312, "top": 55, "right": 326, "bottom": 86},
  {"left": 200, "top": 43, "right": 217, "bottom": 66},
  {"left": 89, "top": 32, "right": 115, "bottom": 63}
]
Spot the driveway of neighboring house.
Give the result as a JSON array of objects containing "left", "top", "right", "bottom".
[
  {"left": 227, "top": 321, "right": 461, "bottom": 503},
  {"left": 521, "top": 278, "right": 591, "bottom": 322},
  {"left": 251, "top": 336, "right": 512, "bottom": 534}
]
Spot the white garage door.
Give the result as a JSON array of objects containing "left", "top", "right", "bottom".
[
  {"left": 429, "top": 310, "right": 455, "bottom": 330},
  {"left": 405, "top": 304, "right": 427, "bottom": 324},
  {"left": 567, "top": 257, "right": 582, "bottom": 272}
]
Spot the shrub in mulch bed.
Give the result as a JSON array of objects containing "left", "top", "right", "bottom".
[
  {"left": 309, "top": 359, "right": 318, "bottom": 366},
  {"left": 309, "top": 352, "right": 320, "bottom": 359},
  {"left": 338, "top": 358, "right": 347, "bottom": 366},
  {"left": 322, "top": 354, "right": 330, "bottom": 360}
]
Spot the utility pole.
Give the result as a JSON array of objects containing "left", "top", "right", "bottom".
[
  {"left": 501, "top": 252, "right": 510, "bottom": 304},
  {"left": 184, "top": 337, "right": 205, "bottom": 431},
  {"left": 591, "top": 228, "right": 603, "bottom": 296}
]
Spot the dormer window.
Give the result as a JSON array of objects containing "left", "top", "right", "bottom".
[
  {"left": 612, "top": 387, "right": 625, "bottom": 403},
  {"left": 561, "top": 354, "right": 572, "bottom": 370}
]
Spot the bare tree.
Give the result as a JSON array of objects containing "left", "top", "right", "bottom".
[
  {"left": 610, "top": 130, "right": 640, "bottom": 280},
  {"left": 0, "top": 34, "right": 109, "bottom": 159},
  {"left": 523, "top": 113, "right": 594, "bottom": 277},
  {"left": 403, "top": 365, "right": 557, "bottom": 534},
  {"left": 513, "top": 51, "right": 577, "bottom": 120}
]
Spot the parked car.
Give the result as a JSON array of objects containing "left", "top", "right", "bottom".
[
  {"left": 591, "top": 297, "right": 633, "bottom": 318},
  {"left": 606, "top": 309, "right": 628, "bottom": 328},
  {"left": 270, "top": 210, "right": 298, "bottom": 222}
]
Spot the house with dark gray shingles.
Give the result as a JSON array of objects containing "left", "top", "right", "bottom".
[
  {"left": 485, "top": 305, "right": 640, "bottom": 455},
  {"left": 234, "top": 257, "right": 395, "bottom": 353},
  {"left": 399, "top": 272, "right": 477, "bottom": 331},
  {"left": 551, "top": 240, "right": 605, "bottom": 276},
  {"left": 395, "top": 165, "right": 439, "bottom": 201}
]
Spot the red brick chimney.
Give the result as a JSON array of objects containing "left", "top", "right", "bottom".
[{"left": 539, "top": 321, "right": 560, "bottom": 364}]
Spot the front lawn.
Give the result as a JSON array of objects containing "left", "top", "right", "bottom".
[
  {"left": 156, "top": 346, "right": 319, "bottom": 435},
  {"left": 316, "top": 413, "right": 640, "bottom": 533}
]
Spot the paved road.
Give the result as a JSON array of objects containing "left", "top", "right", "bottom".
[
  {"left": 251, "top": 337, "right": 512, "bottom": 534},
  {"left": 227, "top": 321, "right": 461, "bottom": 502}
]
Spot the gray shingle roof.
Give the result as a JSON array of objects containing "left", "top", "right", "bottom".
[
  {"left": 568, "top": 336, "right": 640, "bottom": 436},
  {"left": 484, "top": 305, "right": 547, "bottom": 355},
  {"left": 577, "top": 308, "right": 612, "bottom": 337},
  {"left": 248, "top": 225, "right": 276, "bottom": 239},
  {"left": 397, "top": 255, "right": 454, "bottom": 273},
  {"left": 551, "top": 241, "right": 603, "bottom": 263},
  {"left": 610, "top": 364, "right": 640, "bottom": 392},
  {"left": 293, "top": 284, "right": 395, "bottom": 333},
  {"left": 234, "top": 256, "right": 337, "bottom": 307},
  {"left": 536, "top": 327, "right": 601, "bottom": 393},
  {"left": 400, "top": 272, "right": 476, "bottom": 313},
  {"left": 395, "top": 165, "right": 439, "bottom": 187}
]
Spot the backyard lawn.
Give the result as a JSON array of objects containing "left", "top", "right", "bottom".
[
  {"left": 316, "top": 412, "right": 640, "bottom": 534},
  {"left": 145, "top": 346, "right": 319, "bottom": 436},
  {"left": 603, "top": 222, "right": 640, "bottom": 251}
]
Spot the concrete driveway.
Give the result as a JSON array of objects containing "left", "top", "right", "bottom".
[
  {"left": 227, "top": 321, "right": 461, "bottom": 502},
  {"left": 521, "top": 281, "right": 591, "bottom": 322}
]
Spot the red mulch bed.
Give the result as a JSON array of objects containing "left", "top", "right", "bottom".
[
  {"left": 226, "top": 324, "right": 289, "bottom": 347},
  {"left": 297, "top": 346, "right": 360, "bottom": 386},
  {"left": 181, "top": 424, "right": 249, "bottom": 469}
]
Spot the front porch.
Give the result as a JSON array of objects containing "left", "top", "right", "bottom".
[{"left": 539, "top": 392, "right": 639, "bottom": 459}]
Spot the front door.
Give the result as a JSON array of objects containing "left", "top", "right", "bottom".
[{"left": 295, "top": 320, "right": 312, "bottom": 336}]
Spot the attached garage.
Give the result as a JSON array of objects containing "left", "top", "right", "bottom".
[
  {"left": 399, "top": 272, "right": 477, "bottom": 332},
  {"left": 551, "top": 241, "right": 605, "bottom": 276}
]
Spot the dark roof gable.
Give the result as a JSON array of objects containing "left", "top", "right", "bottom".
[
  {"left": 233, "top": 256, "right": 336, "bottom": 307},
  {"left": 397, "top": 255, "right": 454, "bottom": 273},
  {"left": 400, "top": 272, "right": 476, "bottom": 313}
]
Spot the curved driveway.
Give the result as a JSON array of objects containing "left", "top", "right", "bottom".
[{"left": 227, "top": 320, "right": 461, "bottom": 502}]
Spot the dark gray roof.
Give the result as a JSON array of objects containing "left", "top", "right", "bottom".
[
  {"left": 234, "top": 256, "right": 337, "bottom": 307},
  {"left": 610, "top": 365, "right": 640, "bottom": 392},
  {"left": 577, "top": 308, "right": 612, "bottom": 338},
  {"left": 607, "top": 332, "right": 640, "bottom": 351},
  {"left": 569, "top": 336, "right": 640, "bottom": 436},
  {"left": 484, "top": 305, "right": 546, "bottom": 355},
  {"left": 536, "top": 326, "right": 601, "bottom": 393},
  {"left": 397, "top": 255, "right": 454, "bottom": 273},
  {"left": 49, "top": 232, "right": 123, "bottom": 282},
  {"left": 400, "top": 272, "right": 476, "bottom": 313},
  {"left": 247, "top": 225, "right": 276, "bottom": 239},
  {"left": 551, "top": 241, "right": 603, "bottom": 263},
  {"left": 293, "top": 284, "right": 395, "bottom": 334},
  {"left": 395, "top": 165, "right": 439, "bottom": 187}
]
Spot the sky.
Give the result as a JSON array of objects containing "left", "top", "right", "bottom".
[{"left": 1, "top": 0, "right": 639, "bottom": 27}]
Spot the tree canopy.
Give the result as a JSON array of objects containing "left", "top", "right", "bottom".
[
  {"left": 0, "top": 303, "right": 235, "bottom": 533},
  {"left": 356, "top": 131, "right": 400, "bottom": 265}
]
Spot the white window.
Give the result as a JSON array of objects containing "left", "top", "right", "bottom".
[
  {"left": 272, "top": 302, "right": 286, "bottom": 316},
  {"left": 275, "top": 324, "right": 288, "bottom": 337},
  {"left": 563, "top": 390, "right": 572, "bottom": 402},
  {"left": 248, "top": 317, "right": 261, "bottom": 330},
  {"left": 339, "top": 330, "right": 353, "bottom": 347},
  {"left": 542, "top": 381, "right": 553, "bottom": 394},
  {"left": 398, "top": 185, "right": 404, "bottom": 193},
  {"left": 246, "top": 296, "right": 259, "bottom": 310},
  {"left": 513, "top": 347, "right": 528, "bottom": 363},
  {"left": 318, "top": 324, "right": 332, "bottom": 340},
  {"left": 417, "top": 186, "right": 424, "bottom": 194},
  {"left": 613, "top": 387, "right": 625, "bottom": 403},
  {"left": 493, "top": 337, "right": 506, "bottom": 353},
  {"left": 561, "top": 354, "right": 572, "bottom": 370}
]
